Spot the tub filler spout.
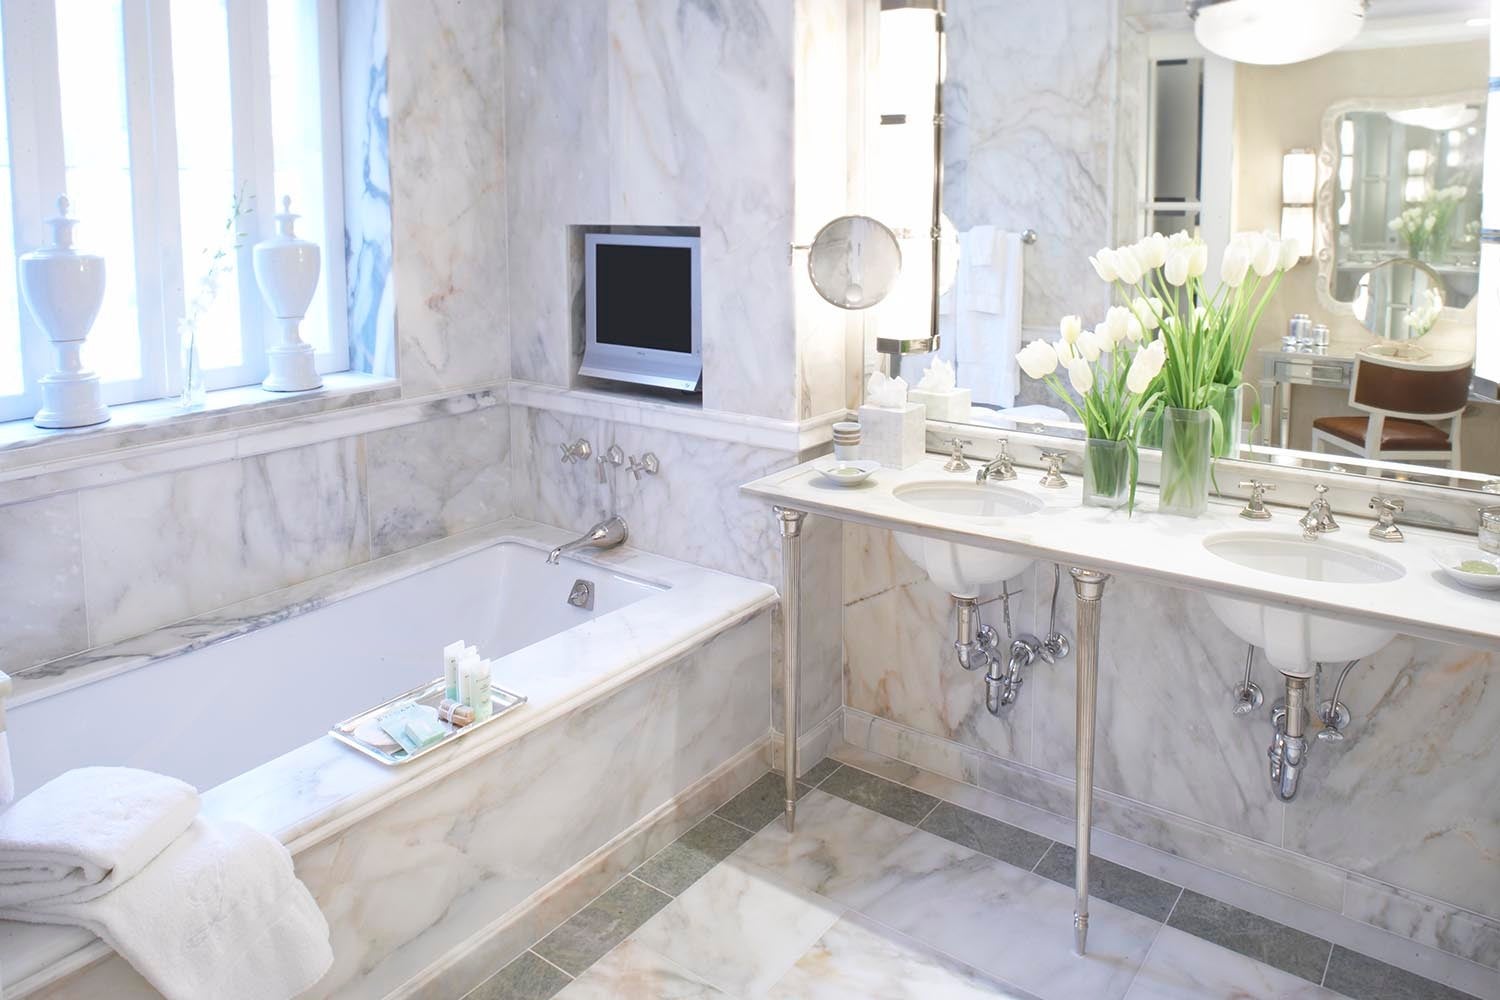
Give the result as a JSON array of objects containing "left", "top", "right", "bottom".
[{"left": 546, "top": 516, "right": 629, "bottom": 565}]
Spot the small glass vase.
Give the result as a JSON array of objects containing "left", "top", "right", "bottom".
[
  {"left": 1208, "top": 382, "right": 1243, "bottom": 459},
  {"left": 1136, "top": 403, "right": 1164, "bottom": 450},
  {"left": 1083, "top": 438, "right": 1133, "bottom": 510},
  {"left": 1159, "top": 406, "right": 1212, "bottom": 517},
  {"left": 179, "top": 324, "right": 206, "bottom": 410}
]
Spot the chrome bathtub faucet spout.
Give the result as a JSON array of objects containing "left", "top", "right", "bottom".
[
  {"left": 546, "top": 516, "right": 628, "bottom": 565},
  {"left": 1299, "top": 483, "right": 1339, "bottom": 539}
]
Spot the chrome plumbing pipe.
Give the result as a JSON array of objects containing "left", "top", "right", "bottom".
[
  {"left": 1069, "top": 568, "right": 1109, "bottom": 957},
  {"left": 953, "top": 597, "right": 998, "bottom": 672},
  {"left": 1271, "top": 674, "right": 1310, "bottom": 801},
  {"left": 774, "top": 507, "right": 807, "bottom": 833}
]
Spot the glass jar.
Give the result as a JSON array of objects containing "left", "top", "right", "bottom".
[
  {"left": 1480, "top": 506, "right": 1500, "bottom": 554},
  {"left": 1083, "top": 438, "right": 1133, "bottom": 510},
  {"left": 1159, "top": 407, "right": 1213, "bottom": 517}
]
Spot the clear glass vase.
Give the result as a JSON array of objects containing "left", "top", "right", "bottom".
[
  {"left": 179, "top": 324, "right": 207, "bottom": 410},
  {"left": 1159, "top": 406, "right": 1212, "bottom": 517},
  {"left": 1083, "top": 438, "right": 1133, "bottom": 510},
  {"left": 1208, "top": 382, "right": 1243, "bottom": 459}
]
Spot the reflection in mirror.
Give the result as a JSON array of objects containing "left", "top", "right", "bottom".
[
  {"left": 884, "top": 0, "right": 1500, "bottom": 491},
  {"left": 1351, "top": 259, "right": 1444, "bottom": 340},
  {"left": 806, "top": 215, "right": 903, "bottom": 311}
]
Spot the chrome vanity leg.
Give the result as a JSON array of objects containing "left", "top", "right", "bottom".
[
  {"left": 1069, "top": 567, "right": 1110, "bottom": 956},
  {"left": 774, "top": 507, "right": 807, "bottom": 832}
]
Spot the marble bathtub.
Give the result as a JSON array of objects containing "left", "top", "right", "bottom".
[{"left": 0, "top": 519, "right": 778, "bottom": 998}]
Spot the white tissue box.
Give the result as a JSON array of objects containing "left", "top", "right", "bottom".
[
  {"left": 858, "top": 402, "right": 927, "bottom": 469},
  {"left": 908, "top": 387, "right": 972, "bottom": 423}
]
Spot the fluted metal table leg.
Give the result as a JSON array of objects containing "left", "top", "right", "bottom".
[
  {"left": 774, "top": 507, "right": 807, "bottom": 832},
  {"left": 1069, "top": 567, "right": 1109, "bottom": 956}
]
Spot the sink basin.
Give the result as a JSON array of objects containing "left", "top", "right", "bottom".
[
  {"left": 1200, "top": 531, "right": 1405, "bottom": 677},
  {"left": 891, "top": 482, "right": 1043, "bottom": 597}
]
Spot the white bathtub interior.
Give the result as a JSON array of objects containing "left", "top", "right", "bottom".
[{"left": 9, "top": 542, "right": 664, "bottom": 797}]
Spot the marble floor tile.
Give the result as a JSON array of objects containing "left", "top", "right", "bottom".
[
  {"left": 735, "top": 789, "right": 973, "bottom": 911},
  {"left": 764, "top": 913, "right": 1039, "bottom": 999},
  {"left": 553, "top": 939, "right": 730, "bottom": 1000},
  {"left": 1122, "top": 927, "right": 1342, "bottom": 1000},
  {"left": 856, "top": 845, "right": 1161, "bottom": 1000},
  {"left": 533, "top": 876, "right": 672, "bottom": 975},
  {"left": 819, "top": 765, "right": 941, "bottom": 826},
  {"left": 629, "top": 854, "right": 844, "bottom": 997},
  {"left": 920, "top": 801, "right": 1054, "bottom": 871},
  {"left": 800, "top": 757, "right": 843, "bottom": 787},
  {"left": 715, "top": 771, "right": 814, "bottom": 832},
  {"left": 635, "top": 815, "right": 754, "bottom": 897},
  {"left": 1033, "top": 845, "right": 1183, "bottom": 923},
  {"left": 1165, "top": 890, "right": 1332, "bottom": 984},
  {"left": 468, "top": 950, "right": 572, "bottom": 1000},
  {"left": 1322, "top": 945, "right": 1483, "bottom": 1000}
]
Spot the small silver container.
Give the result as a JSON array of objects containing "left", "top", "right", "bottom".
[
  {"left": 1289, "top": 313, "right": 1312, "bottom": 345},
  {"left": 1481, "top": 506, "right": 1500, "bottom": 554},
  {"left": 1312, "top": 323, "right": 1330, "bottom": 347}
]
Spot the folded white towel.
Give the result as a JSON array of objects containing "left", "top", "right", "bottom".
[
  {"left": 2, "top": 818, "right": 332, "bottom": 1000},
  {"left": 0, "top": 767, "right": 197, "bottom": 907},
  {"left": 0, "top": 732, "right": 13, "bottom": 809}
]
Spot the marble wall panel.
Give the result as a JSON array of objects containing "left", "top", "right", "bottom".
[
  {"left": 0, "top": 494, "right": 86, "bottom": 673},
  {"left": 339, "top": 0, "right": 395, "bottom": 377},
  {"left": 297, "top": 612, "right": 771, "bottom": 998},
  {"left": 78, "top": 439, "right": 368, "bottom": 647},
  {"left": 503, "top": 0, "right": 611, "bottom": 389},
  {"left": 365, "top": 403, "right": 511, "bottom": 558},
  {"left": 606, "top": 0, "right": 798, "bottom": 420},
  {"left": 388, "top": 0, "right": 510, "bottom": 396}
]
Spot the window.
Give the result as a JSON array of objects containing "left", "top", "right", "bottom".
[{"left": 0, "top": 0, "right": 347, "bottom": 424}]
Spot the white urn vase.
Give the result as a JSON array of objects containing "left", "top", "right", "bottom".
[
  {"left": 21, "top": 196, "right": 109, "bottom": 429},
  {"left": 253, "top": 196, "right": 323, "bottom": 392}
]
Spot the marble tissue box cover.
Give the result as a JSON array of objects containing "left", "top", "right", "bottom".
[
  {"left": 857, "top": 402, "right": 926, "bottom": 469},
  {"left": 908, "top": 387, "right": 972, "bottom": 423}
]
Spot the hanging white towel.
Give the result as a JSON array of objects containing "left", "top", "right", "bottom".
[
  {"left": 954, "top": 229, "right": 1025, "bottom": 408},
  {"left": 0, "top": 767, "right": 198, "bottom": 908},
  {"left": 2, "top": 818, "right": 332, "bottom": 1000}
]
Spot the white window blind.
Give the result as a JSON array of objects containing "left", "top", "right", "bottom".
[{"left": 0, "top": 0, "right": 347, "bottom": 424}]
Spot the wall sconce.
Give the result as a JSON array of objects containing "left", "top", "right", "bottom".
[{"left": 1280, "top": 148, "right": 1316, "bottom": 259}]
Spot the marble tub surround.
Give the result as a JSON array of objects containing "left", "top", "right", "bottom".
[{"left": 3, "top": 523, "right": 776, "bottom": 998}]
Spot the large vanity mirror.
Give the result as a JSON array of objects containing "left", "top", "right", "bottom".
[{"left": 856, "top": 0, "right": 1500, "bottom": 496}]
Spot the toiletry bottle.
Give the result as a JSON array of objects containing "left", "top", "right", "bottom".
[
  {"left": 443, "top": 641, "right": 465, "bottom": 701},
  {"left": 471, "top": 659, "right": 493, "bottom": 721}
]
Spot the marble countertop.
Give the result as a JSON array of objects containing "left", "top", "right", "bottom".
[{"left": 742, "top": 455, "right": 1500, "bottom": 653}]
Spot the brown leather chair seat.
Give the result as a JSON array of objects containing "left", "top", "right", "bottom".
[{"left": 1311, "top": 415, "right": 1451, "bottom": 451}]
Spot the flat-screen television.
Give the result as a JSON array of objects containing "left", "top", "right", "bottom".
[{"left": 580, "top": 233, "right": 702, "bottom": 392}]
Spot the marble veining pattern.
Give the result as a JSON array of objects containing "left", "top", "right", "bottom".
[
  {"left": 339, "top": 0, "right": 394, "bottom": 377},
  {"left": 388, "top": 0, "right": 510, "bottom": 396},
  {"left": 366, "top": 404, "right": 511, "bottom": 557},
  {"left": 77, "top": 438, "right": 369, "bottom": 647},
  {"left": 0, "top": 494, "right": 87, "bottom": 673}
]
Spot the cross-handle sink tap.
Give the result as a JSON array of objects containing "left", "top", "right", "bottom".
[
  {"left": 1368, "top": 495, "right": 1405, "bottom": 542},
  {"left": 546, "top": 516, "right": 628, "bottom": 565},
  {"left": 1299, "top": 483, "right": 1340, "bottom": 539},
  {"left": 976, "top": 438, "right": 1017, "bottom": 483}
]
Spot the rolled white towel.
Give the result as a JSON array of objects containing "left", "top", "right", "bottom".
[
  {"left": 0, "top": 767, "right": 198, "bottom": 907},
  {"left": 2, "top": 818, "right": 333, "bottom": 1000}
]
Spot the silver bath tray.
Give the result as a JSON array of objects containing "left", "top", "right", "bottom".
[{"left": 330, "top": 677, "right": 527, "bottom": 766}]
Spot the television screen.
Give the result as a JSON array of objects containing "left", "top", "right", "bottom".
[{"left": 594, "top": 243, "right": 694, "bottom": 354}]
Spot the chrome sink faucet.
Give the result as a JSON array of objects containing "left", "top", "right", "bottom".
[
  {"left": 1298, "top": 484, "right": 1339, "bottom": 539},
  {"left": 976, "top": 439, "right": 1017, "bottom": 483},
  {"left": 1368, "top": 495, "right": 1405, "bottom": 542},
  {"left": 546, "top": 516, "right": 628, "bottom": 565}
]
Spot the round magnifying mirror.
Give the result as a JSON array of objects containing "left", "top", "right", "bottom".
[
  {"left": 807, "top": 215, "right": 902, "bottom": 310},
  {"left": 1351, "top": 258, "right": 1445, "bottom": 340}
]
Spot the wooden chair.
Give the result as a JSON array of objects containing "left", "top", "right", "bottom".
[{"left": 1311, "top": 354, "right": 1471, "bottom": 468}]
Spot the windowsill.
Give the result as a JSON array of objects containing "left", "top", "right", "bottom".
[{"left": 0, "top": 373, "right": 401, "bottom": 475}]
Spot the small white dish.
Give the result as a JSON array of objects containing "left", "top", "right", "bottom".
[
  {"left": 1432, "top": 545, "right": 1500, "bottom": 591},
  {"left": 815, "top": 459, "right": 878, "bottom": 487}
]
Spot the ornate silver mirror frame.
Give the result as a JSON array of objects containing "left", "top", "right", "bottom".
[{"left": 1315, "top": 90, "right": 1485, "bottom": 319}]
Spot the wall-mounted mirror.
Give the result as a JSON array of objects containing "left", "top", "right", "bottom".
[
  {"left": 806, "top": 215, "right": 903, "bottom": 310},
  {"left": 854, "top": 0, "right": 1500, "bottom": 494},
  {"left": 1317, "top": 95, "right": 1483, "bottom": 313}
]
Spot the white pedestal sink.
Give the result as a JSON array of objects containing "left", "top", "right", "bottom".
[
  {"left": 1200, "top": 531, "right": 1405, "bottom": 677},
  {"left": 891, "top": 481, "right": 1043, "bottom": 596}
]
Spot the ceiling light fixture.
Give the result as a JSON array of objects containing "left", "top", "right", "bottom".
[{"left": 1187, "top": 0, "right": 1368, "bottom": 66}]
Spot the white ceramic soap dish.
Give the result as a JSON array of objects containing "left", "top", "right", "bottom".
[
  {"left": 815, "top": 459, "right": 879, "bottom": 488},
  {"left": 1432, "top": 545, "right": 1500, "bottom": 592}
]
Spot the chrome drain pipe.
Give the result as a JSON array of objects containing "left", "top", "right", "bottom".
[
  {"left": 1269, "top": 674, "right": 1310, "bottom": 800},
  {"left": 953, "top": 597, "right": 999, "bottom": 673}
]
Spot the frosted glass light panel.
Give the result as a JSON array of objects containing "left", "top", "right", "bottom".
[
  {"left": 0, "top": 15, "right": 20, "bottom": 398},
  {"left": 267, "top": 0, "right": 333, "bottom": 358},
  {"left": 55, "top": 0, "right": 141, "bottom": 384},
  {"left": 170, "top": 0, "right": 243, "bottom": 373}
]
